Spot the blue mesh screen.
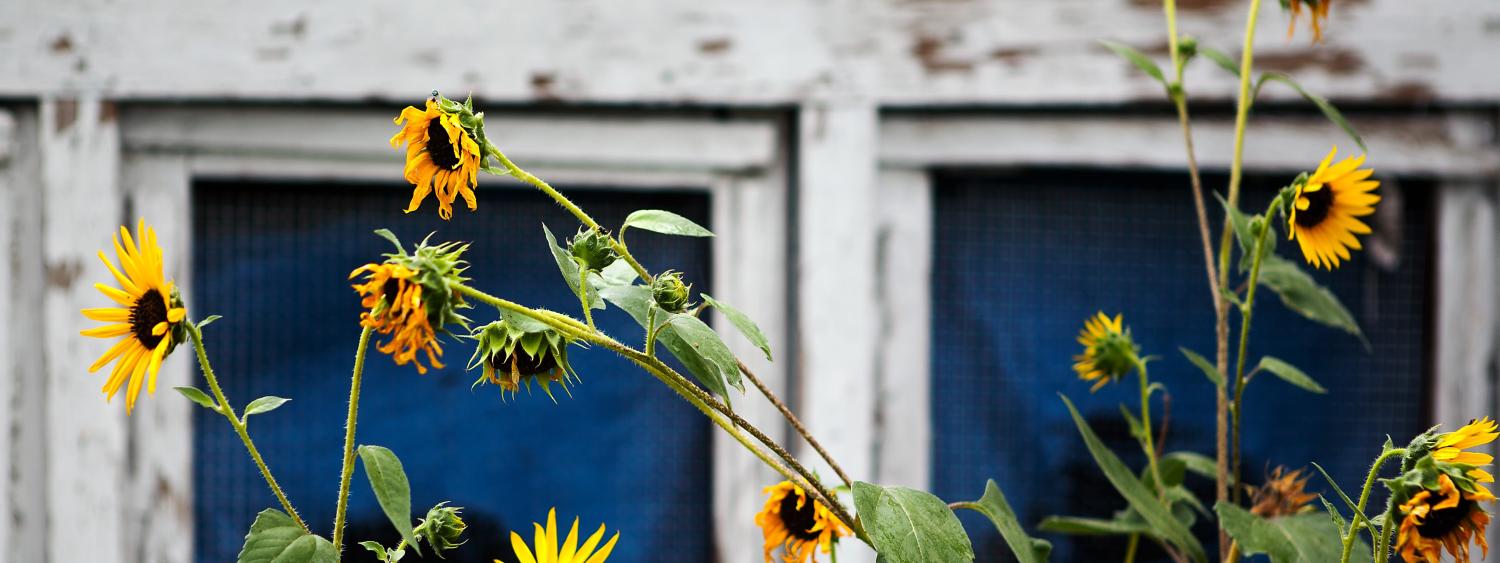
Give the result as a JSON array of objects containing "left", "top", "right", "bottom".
[
  {"left": 192, "top": 181, "right": 715, "bottom": 562},
  {"left": 930, "top": 169, "right": 1431, "bottom": 562}
]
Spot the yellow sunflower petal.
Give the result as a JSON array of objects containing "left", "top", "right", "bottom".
[{"left": 510, "top": 531, "right": 539, "bottom": 563}]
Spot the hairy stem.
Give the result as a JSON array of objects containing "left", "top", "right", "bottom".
[
  {"left": 740, "top": 360, "right": 854, "bottom": 488},
  {"left": 1136, "top": 359, "right": 1167, "bottom": 504},
  {"left": 332, "top": 325, "right": 374, "bottom": 554},
  {"left": 1231, "top": 198, "right": 1280, "bottom": 505},
  {"left": 188, "top": 322, "right": 309, "bottom": 533},
  {"left": 577, "top": 265, "right": 596, "bottom": 330},
  {"left": 1341, "top": 449, "right": 1406, "bottom": 563}
]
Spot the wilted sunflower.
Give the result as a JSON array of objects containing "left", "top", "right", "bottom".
[
  {"left": 1285, "top": 0, "right": 1332, "bottom": 42},
  {"left": 502, "top": 508, "right": 618, "bottom": 563},
  {"left": 1286, "top": 147, "right": 1379, "bottom": 270},
  {"left": 756, "top": 481, "right": 850, "bottom": 563},
  {"left": 391, "top": 95, "right": 483, "bottom": 220},
  {"left": 80, "top": 219, "right": 188, "bottom": 414},
  {"left": 1072, "top": 312, "right": 1139, "bottom": 392},
  {"left": 1396, "top": 473, "right": 1493, "bottom": 563},
  {"left": 1250, "top": 466, "right": 1319, "bottom": 518},
  {"left": 351, "top": 231, "right": 470, "bottom": 374},
  {"left": 468, "top": 313, "right": 579, "bottom": 401}
]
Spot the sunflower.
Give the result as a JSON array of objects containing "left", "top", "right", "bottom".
[
  {"left": 1434, "top": 418, "right": 1499, "bottom": 466},
  {"left": 1072, "top": 312, "right": 1139, "bottom": 392},
  {"left": 1286, "top": 147, "right": 1379, "bottom": 270},
  {"left": 1286, "top": 0, "right": 1332, "bottom": 42},
  {"left": 1396, "top": 473, "right": 1493, "bottom": 563},
  {"left": 80, "top": 219, "right": 188, "bottom": 414},
  {"left": 1250, "top": 466, "right": 1319, "bottom": 518},
  {"left": 755, "top": 481, "right": 850, "bottom": 563},
  {"left": 391, "top": 98, "right": 483, "bottom": 220},
  {"left": 469, "top": 315, "right": 579, "bottom": 402},
  {"left": 351, "top": 262, "right": 445, "bottom": 374},
  {"left": 501, "top": 508, "right": 618, "bottom": 563}
]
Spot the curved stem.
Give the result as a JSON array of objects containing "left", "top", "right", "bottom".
[
  {"left": 487, "top": 143, "right": 652, "bottom": 283},
  {"left": 453, "top": 283, "right": 868, "bottom": 543},
  {"left": 739, "top": 360, "right": 854, "bottom": 488},
  {"left": 1124, "top": 533, "right": 1141, "bottom": 563},
  {"left": 577, "top": 265, "right": 596, "bottom": 330},
  {"left": 1136, "top": 359, "right": 1167, "bottom": 504},
  {"left": 1341, "top": 448, "right": 1406, "bottom": 563},
  {"left": 188, "top": 322, "right": 309, "bottom": 533},
  {"left": 1231, "top": 198, "right": 1280, "bottom": 504},
  {"left": 332, "top": 325, "right": 374, "bottom": 554}
]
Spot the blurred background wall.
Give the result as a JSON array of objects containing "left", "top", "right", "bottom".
[{"left": 0, "top": 1, "right": 1496, "bottom": 561}]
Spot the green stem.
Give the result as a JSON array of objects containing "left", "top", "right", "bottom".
[
  {"left": 1125, "top": 533, "right": 1140, "bottom": 563},
  {"left": 577, "top": 264, "right": 596, "bottom": 330},
  {"left": 332, "top": 325, "right": 374, "bottom": 554},
  {"left": 1341, "top": 448, "right": 1406, "bottom": 563},
  {"left": 1135, "top": 358, "right": 1167, "bottom": 504},
  {"left": 188, "top": 322, "right": 309, "bottom": 533},
  {"left": 1373, "top": 497, "right": 1398, "bottom": 563},
  {"left": 487, "top": 143, "right": 652, "bottom": 283},
  {"left": 1231, "top": 198, "right": 1280, "bottom": 504},
  {"left": 452, "top": 283, "right": 869, "bottom": 544}
]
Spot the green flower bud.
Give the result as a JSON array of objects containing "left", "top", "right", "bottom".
[
  {"left": 568, "top": 228, "right": 619, "bottom": 272},
  {"left": 1177, "top": 36, "right": 1198, "bottom": 59},
  {"left": 651, "top": 270, "right": 693, "bottom": 313},
  {"left": 416, "top": 503, "right": 467, "bottom": 556}
]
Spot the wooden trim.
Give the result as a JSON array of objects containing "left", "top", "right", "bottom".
[{"left": 873, "top": 166, "right": 933, "bottom": 491}]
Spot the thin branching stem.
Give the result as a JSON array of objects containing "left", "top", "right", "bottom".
[{"left": 739, "top": 360, "right": 854, "bottom": 488}]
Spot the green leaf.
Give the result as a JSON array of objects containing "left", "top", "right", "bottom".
[
  {"left": 543, "top": 224, "right": 604, "bottom": 310},
  {"left": 597, "top": 284, "right": 740, "bottom": 397},
  {"left": 1215, "top": 502, "right": 1369, "bottom": 563},
  {"left": 243, "top": 396, "right": 291, "bottom": 418},
  {"left": 1256, "top": 256, "right": 1365, "bottom": 341},
  {"left": 1099, "top": 40, "right": 1166, "bottom": 86},
  {"left": 1318, "top": 495, "right": 1347, "bottom": 536},
  {"left": 1256, "top": 356, "right": 1327, "bottom": 393},
  {"left": 196, "top": 314, "right": 223, "bottom": 329},
  {"left": 1257, "top": 72, "right": 1366, "bottom": 152},
  {"left": 1200, "top": 47, "right": 1240, "bottom": 77},
  {"left": 1038, "top": 514, "right": 1153, "bottom": 537},
  {"left": 1060, "top": 395, "right": 1207, "bottom": 562},
  {"left": 372, "top": 229, "right": 404, "bottom": 254},
  {"left": 1179, "top": 347, "right": 1224, "bottom": 388},
  {"left": 621, "top": 209, "right": 714, "bottom": 238},
  {"left": 1311, "top": 462, "right": 1362, "bottom": 518},
  {"left": 1119, "top": 404, "right": 1145, "bottom": 442},
  {"left": 235, "top": 509, "right": 338, "bottom": 563},
  {"left": 1163, "top": 451, "right": 1219, "bottom": 482},
  {"left": 358, "top": 445, "right": 419, "bottom": 555},
  {"left": 174, "top": 386, "right": 219, "bottom": 410},
  {"left": 700, "top": 294, "right": 773, "bottom": 362},
  {"left": 955, "top": 480, "right": 1048, "bottom": 563},
  {"left": 853, "top": 482, "right": 975, "bottom": 563}
]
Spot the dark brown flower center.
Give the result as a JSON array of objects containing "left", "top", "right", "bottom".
[
  {"left": 490, "top": 347, "right": 558, "bottom": 376},
  {"left": 1295, "top": 184, "right": 1334, "bottom": 228},
  {"left": 779, "top": 492, "right": 822, "bottom": 541},
  {"left": 1417, "top": 497, "right": 1475, "bottom": 539},
  {"left": 426, "top": 118, "right": 462, "bottom": 170},
  {"left": 131, "top": 288, "right": 168, "bottom": 350}
]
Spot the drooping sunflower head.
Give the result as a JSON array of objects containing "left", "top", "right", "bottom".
[
  {"left": 351, "top": 230, "right": 471, "bottom": 374},
  {"left": 502, "top": 508, "right": 619, "bottom": 563},
  {"left": 1286, "top": 147, "right": 1379, "bottom": 270},
  {"left": 80, "top": 219, "right": 189, "bottom": 414},
  {"left": 1282, "top": 0, "right": 1332, "bottom": 42},
  {"left": 1395, "top": 472, "right": 1493, "bottom": 563},
  {"left": 1250, "top": 466, "right": 1319, "bottom": 518},
  {"left": 390, "top": 92, "right": 494, "bottom": 220},
  {"left": 1072, "top": 312, "right": 1139, "bottom": 392},
  {"left": 467, "top": 312, "right": 579, "bottom": 402},
  {"left": 755, "top": 481, "right": 851, "bottom": 563}
]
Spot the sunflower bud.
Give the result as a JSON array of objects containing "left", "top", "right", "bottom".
[
  {"left": 568, "top": 228, "right": 619, "bottom": 272},
  {"left": 351, "top": 230, "right": 472, "bottom": 374},
  {"left": 651, "top": 270, "right": 692, "bottom": 313},
  {"left": 1177, "top": 36, "right": 1198, "bottom": 59},
  {"left": 467, "top": 312, "right": 578, "bottom": 401},
  {"left": 415, "top": 503, "right": 467, "bottom": 556}
]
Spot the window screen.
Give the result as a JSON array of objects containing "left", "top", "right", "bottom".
[
  {"left": 192, "top": 181, "right": 715, "bottom": 562},
  {"left": 930, "top": 169, "right": 1431, "bottom": 562}
]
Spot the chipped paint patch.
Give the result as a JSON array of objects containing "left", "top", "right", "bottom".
[
  {"left": 911, "top": 35, "right": 973, "bottom": 74},
  {"left": 698, "top": 37, "right": 732, "bottom": 54},
  {"left": 1257, "top": 49, "right": 1365, "bottom": 76}
]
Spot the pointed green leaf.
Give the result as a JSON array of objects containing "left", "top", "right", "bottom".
[
  {"left": 1179, "top": 347, "right": 1224, "bottom": 388},
  {"left": 1038, "top": 514, "right": 1153, "bottom": 537},
  {"left": 1100, "top": 40, "right": 1166, "bottom": 85},
  {"left": 1163, "top": 451, "right": 1219, "bottom": 482},
  {"left": 235, "top": 509, "right": 338, "bottom": 563},
  {"left": 954, "top": 480, "right": 1048, "bottom": 563},
  {"left": 543, "top": 224, "right": 603, "bottom": 310},
  {"left": 1318, "top": 495, "right": 1347, "bottom": 536},
  {"left": 621, "top": 209, "right": 714, "bottom": 238},
  {"left": 358, "top": 445, "right": 419, "bottom": 555},
  {"left": 1311, "top": 462, "right": 1362, "bottom": 518},
  {"left": 1060, "top": 395, "right": 1207, "bottom": 562},
  {"left": 244, "top": 396, "right": 291, "bottom": 418},
  {"left": 196, "top": 314, "right": 223, "bottom": 329},
  {"left": 1257, "top": 72, "right": 1366, "bottom": 152},
  {"left": 174, "top": 386, "right": 219, "bottom": 410},
  {"left": 1257, "top": 256, "right": 1364, "bottom": 341},
  {"left": 1215, "top": 502, "right": 1369, "bottom": 563},
  {"left": 1200, "top": 47, "right": 1240, "bottom": 77},
  {"left": 1256, "top": 356, "right": 1326, "bottom": 393},
  {"left": 597, "top": 284, "right": 739, "bottom": 397},
  {"left": 701, "top": 294, "right": 773, "bottom": 362},
  {"left": 372, "top": 229, "right": 404, "bottom": 253},
  {"left": 853, "top": 482, "right": 975, "bottom": 563}
]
